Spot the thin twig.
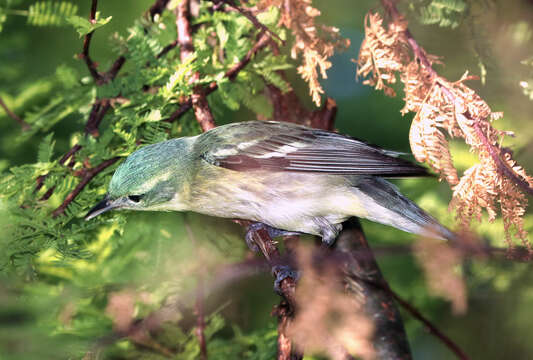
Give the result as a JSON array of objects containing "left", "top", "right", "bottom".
[
  {"left": 43, "top": 0, "right": 167, "bottom": 211},
  {"left": 0, "top": 96, "right": 30, "bottom": 131},
  {"left": 52, "top": 157, "right": 119, "bottom": 217},
  {"left": 148, "top": 0, "right": 171, "bottom": 20},
  {"left": 272, "top": 301, "right": 302, "bottom": 360},
  {"left": 164, "top": 31, "right": 271, "bottom": 123},
  {"left": 157, "top": 40, "right": 179, "bottom": 59},
  {"left": 210, "top": 0, "right": 284, "bottom": 44},
  {"left": 90, "top": 258, "right": 268, "bottom": 354},
  {"left": 85, "top": 99, "right": 111, "bottom": 137},
  {"left": 104, "top": 56, "right": 126, "bottom": 83},
  {"left": 386, "top": 288, "right": 470, "bottom": 360},
  {"left": 234, "top": 220, "right": 298, "bottom": 307},
  {"left": 184, "top": 222, "right": 208, "bottom": 360},
  {"left": 81, "top": 0, "right": 103, "bottom": 83},
  {"left": 226, "top": 32, "right": 271, "bottom": 80}
]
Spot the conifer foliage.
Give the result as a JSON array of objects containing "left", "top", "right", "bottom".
[
  {"left": 357, "top": 0, "right": 533, "bottom": 247},
  {"left": 0, "top": 0, "right": 532, "bottom": 359}
]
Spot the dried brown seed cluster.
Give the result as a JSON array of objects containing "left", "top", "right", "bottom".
[
  {"left": 287, "top": 246, "right": 374, "bottom": 360},
  {"left": 357, "top": 12, "right": 532, "bottom": 246},
  {"left": 413, "top": 238, "right": 466, "bottom": 314},
  {"left": 259, "top": 0, "right": 350, "bottom": 106}
]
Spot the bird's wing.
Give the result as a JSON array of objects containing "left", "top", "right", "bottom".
[{"left": 195, "top": 121, "right": 429, "bottom": 177}]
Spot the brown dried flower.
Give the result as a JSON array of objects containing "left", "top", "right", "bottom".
[
  {"left": 413, "top": 237, "right": 467, "bottom": 314},
  {"left": 287, "top": 246, "right": 374, "bottom": 360},
  {"left": 357, "top": 10, "right": 532, "bottom": 247},
  {"left": 259, "top": 0, "right": 350, "bottom": 106}
]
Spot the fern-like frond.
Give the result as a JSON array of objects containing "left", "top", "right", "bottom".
[{"left": 27, "top": 1, "right": 78, "bottom": 26}]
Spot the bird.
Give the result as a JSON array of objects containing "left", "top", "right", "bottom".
[{"left": 85, "top": 120, "right": 455, "bottom": 250}]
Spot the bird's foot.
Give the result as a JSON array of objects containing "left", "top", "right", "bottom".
[
  {"left": 272, "top": 265, "right": 300, "bottom": 294},
  {"left": 315, "top": 218, "right": 343, "bottom": 247},
  {"left": 244, "top": 222, "right": 301, "bottom": 252}
]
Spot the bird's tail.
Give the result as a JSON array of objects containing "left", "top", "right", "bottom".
[{"left": 352, "top": 177, "right": 456, "bottom": 241}]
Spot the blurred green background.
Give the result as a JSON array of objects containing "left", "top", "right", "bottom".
[{"left": 1, "top": 0, "right": 533, "bottom": 359}]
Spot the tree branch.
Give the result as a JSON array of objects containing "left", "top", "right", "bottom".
[
  {"left": 52, "top": 157, "right": 119, "bottom": 218},
  {"left": 164, "top": 32, "right": 272, "bottom": 124},
  {"left": 0, "top": 96, "right": 30, "bottom": 131},
  {"left": 175, "top": 0, "right": 215, "bottom": 131},
  {"left": 387, "top": 288, "right": 470, "bottom": 360},
  {"left": 81, "top": 0, "right": 103, "bottom": 83},
  {"left": 148, "top": 0, "right": 170, "bottom": 20},
  {"left": 336, "top": 218, "right": 413, "bottom": 360},
  {"left": 210, "top": 0, "right": 284, "bottom": 44},
  {"left": 85, "top": 99, "right": 111, "bottom": 137},
  {"left": 380, "top": 0, "right": 533, "bottom": 197},
  {"left": 272, "top": 300, "right": 303, "bottom": 360},
  {"left": 44, "top": 0, "right": 167, "bottom": 212}
]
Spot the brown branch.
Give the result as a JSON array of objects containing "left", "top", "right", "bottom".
[
  {"left": 0, "top": 96, "right": 30, "bottom": 131},
  {"left": 157, "top": 40, "right": 179, "bottom": 59},
  {"left": 338, "top": 219, "right": 469, "bottom": 359},
  {"left": 148, "top": 0, "right": 171, "bottom": 20},
  {"left": 89, "top": 258, "right": 268, "bottom": 354},
  {"left": 164, "top": 32, "right": 271, "bottom": 124},
  {"left": 380, "top": 0, "right": 533, "bottom": 197},
  {"left": 104, "top": 56, "right": 126, "bottom": 83},
  {"left": 272, "top": 301, "right": 303, "bottom": 360},
  {"left": 336, "top": 218, "right": 413, "bottom": 359},
  {"left": 35, "top": 144, "right": 83, "bottom": 195},
  {"left": 81, "top": 0, "right": 103, "bottom": 83},
  {"left": 176, "top": 0, "right": 216, "bottom": 131},
  {"left": 194, "top": 279, "right": 208, "bottom": 360},
  {"left": 191, "top": 87, "right": 216, "bottom": 131},
  {"left": 386, "top": 288, "right": 470, "bottom": 360},
  {"left": 184, "top": 222, "right": 208, "bottom": 360},
  {"left": 176, "top": 0, "right": 195, "bottom": 61},
  {"left": 234, "top": 220, "right": 298, "bottom": 307},
  {"left": 43, "top": 0, "right": 169, "bottom": 213},
  {"left": 85, "top": 99, "right": 111, "bottom": 137},
  {"left": 210, "top": 0, "right": 284, "bottom": 44},
  {"left": 226, "top": 32, "right": 271, "bottom": 80},
  {"left": 52, "top": 157, "right": 119, "bottom": 218}
]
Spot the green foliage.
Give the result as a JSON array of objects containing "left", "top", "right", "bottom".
[
  {"left": 1, "top": 0, "right": 532, "bottom": 359},
  {"left": 67, "top": 12, "right": 112, "bottom": 38},
  {"left": 417, "top": 0, "right": 466, "bottom": 28},
  {"left": 520, "top": 56, "right": 533, "bottom": 100},
  {"left": 27, "top": 1, "right": 77, "bottom": 26},
  {"left": 0, "top": 1, "right": 293, "bottom": 357}
]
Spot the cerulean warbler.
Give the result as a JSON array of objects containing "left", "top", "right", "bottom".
[{"left": 85, "top": 120, "right": 454, "bottom": 247}]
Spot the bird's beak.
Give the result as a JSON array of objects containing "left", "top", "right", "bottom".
[{"left": 85, "top": 195, "right": 118, "bottom": 220}]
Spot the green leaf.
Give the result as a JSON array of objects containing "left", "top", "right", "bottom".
[
  {"left": 27, "top": 1, "right": 78, "bottom": 27},
  {"left": 419, "top": 0, "right": 466, "bottom": 29},
  {"left": 216, "top": 21, "right": 229, "bottom": 49},
  {"left": 66, "top": 12, "right": 112, "bottom": 38},
  {"left": 0, "top": 8, "right": 6, "bottom": 33},
  {"left": 37, "top": 133, "right": 55, "bottom": 163},
  {"left": 257, "top": 5, "right": 280, "bottom": 26}
]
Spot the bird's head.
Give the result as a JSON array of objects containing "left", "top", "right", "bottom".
[{"left": 85, "top": 138, "right": 193, "bottom": 220}]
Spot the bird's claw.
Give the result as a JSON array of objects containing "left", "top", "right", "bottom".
[
  {"left": 244, "top": 222, "right": 301, "bottom": 252},
  {"left": 245, "top": 229, "right": 260, "bottom": 252},
  {"left": 272, "top": 265, "right": 300, "bottom": 294}
]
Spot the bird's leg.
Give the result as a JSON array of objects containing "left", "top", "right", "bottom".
[
  {"left": 244, "top": 222, "right": 301, "bottom": 292},
  {"left": 314, "top": 218, "right": 343, "bottom": 247},
  {"left": 244, "top": 222, "right": 301, "bottom": 252},
  {"left": 272, "top": 265, "right": 300, "bottom": 294}
]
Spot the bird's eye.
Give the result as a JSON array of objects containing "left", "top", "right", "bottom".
[{"left": 128, "top": 195, "right": 143, "bottom": 203}]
